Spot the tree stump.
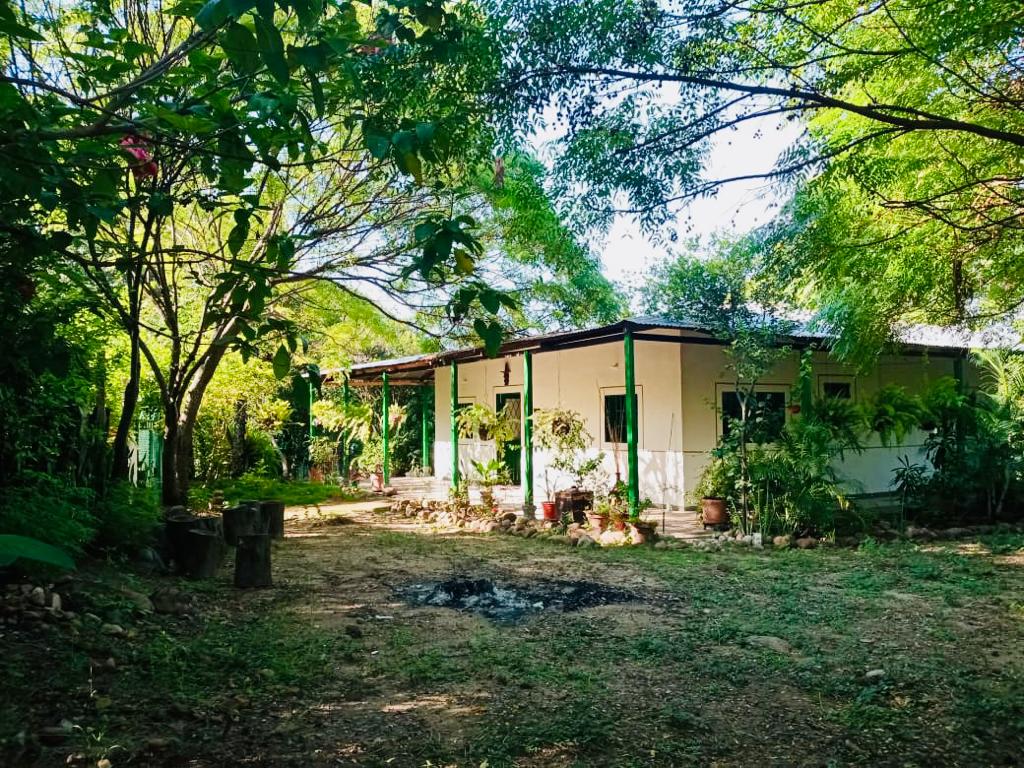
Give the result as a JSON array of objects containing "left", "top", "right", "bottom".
[
  {"left": 234, "top": 533, "right": 272, "bottom": 588},
  {"left": 182, "top": 530, "right": 225, "bottom": 579},
  {"left": 223, "top": 504, "right": 265, "bottom": 546},
  {"left": 165, "top": 514, "right": 198, "bottom": 567},
  {"left": 261, "top": 501, "right": 286, "bottom": 539},
  {"left": 192, "top": 514, "right": 223, "bottom": 537},
  {"left": 239, "top": 499, "right": 269, "bottom": 528}
]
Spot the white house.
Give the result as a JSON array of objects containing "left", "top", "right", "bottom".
[{"left": 347, "top": 316, "right": 1000, "bottom": 512}]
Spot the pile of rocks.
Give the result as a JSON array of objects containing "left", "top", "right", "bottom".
[
  {"left": 388, "top": 499, "right": 667, "bottom": 547},
  {"left": 1, "top": 582, "right": 73, "bottom": 626}
]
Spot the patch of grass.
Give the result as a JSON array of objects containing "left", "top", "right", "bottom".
[
  {"left": 124, "top": 612, "right": 357, "bottom": 706},
  {"left": 193, "top": 474, "right": 366, "bottom": 509}
]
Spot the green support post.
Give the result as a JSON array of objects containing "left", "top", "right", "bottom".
[
  {"left": 381, "top": 372, "right": 391, "bottom": 485},
  {"left": 340, "top": 374, "right": 351, "bottom": 482},
  {"left": 420, "top": 383, "right": 431, "bottom": 471},
  {"left": 450, "top": 361, "right": 460, "bottom": 488},
  {"left": 522, "top": 351, "right": 535, "bottom": 518},
  {"left": 624, "top": 328, "right": 640, "bottom": 519}
]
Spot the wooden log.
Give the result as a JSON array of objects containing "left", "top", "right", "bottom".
[
  {"left": 234, "top": 533, "right": 272, "bottom": 588},
  {"left": 182, "top": 530, "right": 226, "bottom": 579},
  {"left": 261, "top": 501, "right": 286, "bottom": 539},
  {"left": 223, "top": 504, "right": 264, "bottom": 546},
  {"left": 165, "top": 514, "right": 198, "bottom": 567}
]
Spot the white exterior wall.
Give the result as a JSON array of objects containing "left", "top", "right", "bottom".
[
  {"left": 680, "top": 345, "right": 963, "bottom": 497},
  {"left": 433, "top": 340, "right": 969, "bottom": 506},
  {"left": 434, "top": 339, "right": 684, "bottom": 506}
]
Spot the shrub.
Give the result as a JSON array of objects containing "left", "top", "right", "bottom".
[
  {"left": 0, "top": 472, "right": 96, "bottom": 555},
  {"left": 92, "top": 482, "right": 161, "bottom": 552}
]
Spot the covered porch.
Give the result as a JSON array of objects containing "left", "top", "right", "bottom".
[{"left": 346, "top": 320, "right": 668, "bottom": 521}]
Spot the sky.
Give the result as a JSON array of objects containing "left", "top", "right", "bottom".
[{"left": 595, "top": 118, "right": 805, "bottom": 288}]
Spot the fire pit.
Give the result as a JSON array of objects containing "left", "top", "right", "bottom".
[{"left": 397, "top": 576, "right": 637, "bottom": 623}]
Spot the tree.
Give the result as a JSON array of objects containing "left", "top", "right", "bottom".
[
  {"left": 2, "top": 0, "right": 519, "bottom": 503},
  {"left": 644, "top": 241, "right": 793, "bottom": 530},
  {"left": 493, "top": 0, "right": 1024, "bottom": 347}
]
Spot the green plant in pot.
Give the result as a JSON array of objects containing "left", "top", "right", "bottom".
[
  {"left": 470, "top": 458, "right": 511, "bottom": 511},
  {"left": 693, "top": 454, "right": 736, "bottom": 529},
  {"left": 533, "top": 408, "right": 597, "bottom": 522}
]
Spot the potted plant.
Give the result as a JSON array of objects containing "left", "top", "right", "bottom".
[
  {"left": 694, "top": 456, "right": 733, "bottom": 529},
  {"left": 534, "top": 408, "right": 603, "bottom": 523},
  {"left": 629, "top": 499, "right": 658, "bottom": 543},
  {"left": 470, "top": 458, "right": 511, "bottom": 511},
  {"left": 587, "top": 496, "right": 613, "bottom": 531}
]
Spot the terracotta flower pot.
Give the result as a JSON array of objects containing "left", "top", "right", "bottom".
[
  {"left": 701, "top": 497, "right": 729, "bottom": 527},
  {"left": 587, "top": 512, "right": 609, "bottom": 531}
]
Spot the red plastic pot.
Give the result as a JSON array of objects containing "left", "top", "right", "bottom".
[{"left": 541, "top": 501, "right": 558, "bottom": 521}]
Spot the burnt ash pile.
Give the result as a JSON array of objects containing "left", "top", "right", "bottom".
[{"left": 397, "top": 576, "right": 638, "bottom": 622}]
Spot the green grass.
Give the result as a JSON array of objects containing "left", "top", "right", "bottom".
[
  {"left": 3, "top": 522, "right": 1022, "bottom": 767},
  {"left": 192, "top": 475, "right": 367, "bottom": 509}
]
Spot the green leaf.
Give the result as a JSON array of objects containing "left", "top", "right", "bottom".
[
  {"left": 272, "top": 344, "right": 291, "bottom": 379},
  {"left": 308, "top": 72, "right": 325, "bottom": 117},
  {"left": 473, "top": 318, "right": 504, "bottom": 358},
  {"left": 228, "top": 220, "right": 249, "bottom": 255},
  {"left": 0, "top": 16, "right": 44, "bottom": 40},
  {"left": 454, "top": 248, "right": 474, "bottom": 275},
  {"left": 0, "top": 535, "right": 74, "bottom": 570},
  {"left": 363, "top": 131, "right": 389, "bottom": 159},
  {"left": 479, "top": 289, "right": 500, "bottom": 314},
  {"left": 196, "top": 0, "right": 230, "bottom": 30},
  {"left": 147, "top": 192, "right": 174, "bottom": 216},
  {"left": 415, "top": 122, "right": 435, "bottom": 144},
  {"left": 221, "top": 22, "right": 260, "bottom": 73},
  {"left": 254, "top": 15, "right": 289, "bottom": 84}
]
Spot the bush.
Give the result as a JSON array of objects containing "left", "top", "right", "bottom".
[
  {"left": 92, "top": 482, "right": 161, "bottom": 552},
  {"left": 0, "top": 472, "right": 96, "bottom": 555}
]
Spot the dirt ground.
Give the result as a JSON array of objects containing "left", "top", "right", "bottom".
[{"left": 3, "top": 501, "right": 1024, "bottom": 767}]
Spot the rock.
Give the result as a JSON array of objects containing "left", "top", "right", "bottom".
[
  {"left": 752, "top": 533, "right": 763, "bottom": 549},
  {"left": 906, "top": 525, "right": 936, "bottom": 541},
  {"left": 151, "top": 588, "right": 190, "bottom": 615},
  {"left": 482, "top": 521, "right": 498, "bottom": 533},
  {"left": 501, "top": 512, "right": 517, "bottom": 524},
  {"left": 654, "top": 541, "right": 669, "bottom": 550},
  {"left": 576, "top": 535, "right": 596, "bottom": 548},
  {"left": 344, "top": 624, "right": 363, "bottom": 639},
  {"left": 98, "top": 759, "right": 113, "bottom": 768},
  {"left": 29, "top": 586, "right": 46, "bottom": 607},
  {"left": 100, "top": 623, "right": 125, "bottom": 637},
  {"left": 795, "top": 537, "right": 817, "bottom": 550},
  {"left": 598, "top": 529, "right": 628, "bottom": 547},
  {"left": 257, "top": 668, "right": 275, "bottom": 680},
  {"left": 49, "top": 592, "right": 62, "bottom": 611},
  {"left": 863, "top": 668, "right": 886, "bottom": 682},
  {"left": 104, "top": 657, "right": 117, "bottom": 670},
  {"left": 772, "top": 535, "right": 792, "bottom": 549},
  {"left": 145, "top": 737, "right": 173, "bottom": 750},
  {"left": 745, "top": 635, "right": 794, "bottom": 654},
  {"left": 121, "top": 589, "right": 153, "bottom": 613},
  {"left": 84, "top": 612, "right": 102, "bottom": 624}
]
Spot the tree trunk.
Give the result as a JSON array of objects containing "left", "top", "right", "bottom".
[
  {"left": 223, "top": 503, "right": 267, "bottom": 546},
  {"left": 229, "top": 398, "right": 248, "bottom": 476},
  {"left": 111, "top": 327, "right": 141, "bottom": 481},
  {"left": 234, "top": 533, "right": 272, "bottom": 588}
]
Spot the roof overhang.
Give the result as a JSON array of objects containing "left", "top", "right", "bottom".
[{"left": 340, "top": 315, "right": 1001, "bottom": 385}]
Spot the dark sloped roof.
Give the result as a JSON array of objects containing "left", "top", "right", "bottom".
[{"left": 342, "top": 315, "right": 1017, "bottom": 383}]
